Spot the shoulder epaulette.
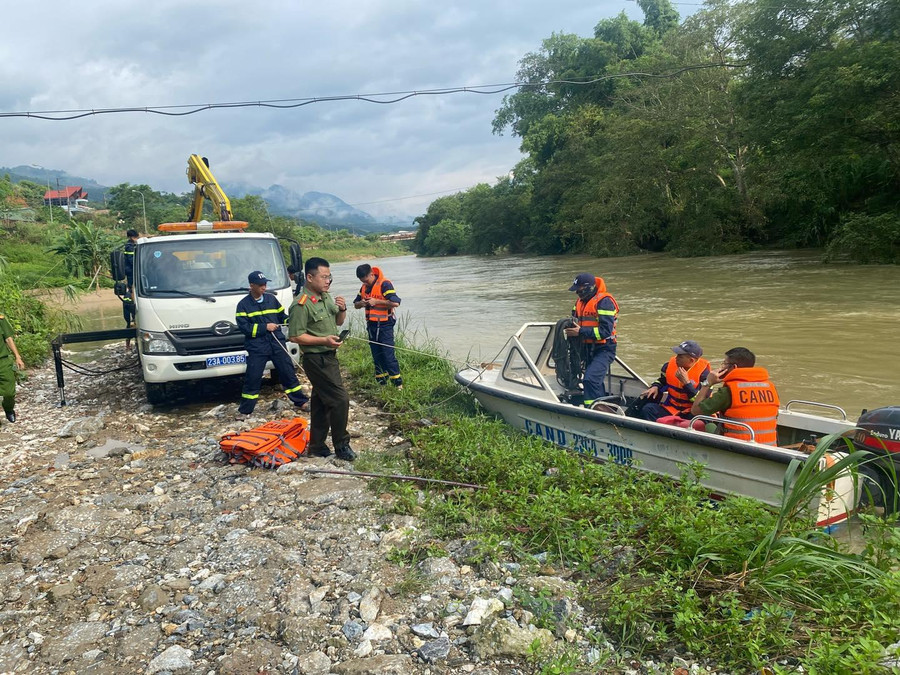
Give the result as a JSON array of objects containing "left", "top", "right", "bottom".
[{"left": 298, "top": 294, "right": 308, "bottom": 305}]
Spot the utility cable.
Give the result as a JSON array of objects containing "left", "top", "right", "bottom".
[
  {"left": 340, "top": 334, "right": 507, "bottom": 416},
  {"left": 60, "top": 357, "right": 140, "bottom": 376},
  {"left": 268, "top": 326, "right": 502, "bottom": 416},
  {"left": 1, "top": 63, "right": 748, "bottom": 122}
]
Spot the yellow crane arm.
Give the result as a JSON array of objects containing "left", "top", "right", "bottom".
[{"left": 186, "top": 154, "right": 234, "bottom": 222}]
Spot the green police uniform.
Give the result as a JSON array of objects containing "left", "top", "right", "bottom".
[
  {"left": 0, "top": 315, "right": 18, "bottom": 417},
  {"left": 288, "top": 290, "right": 351, "bottom": 456}
]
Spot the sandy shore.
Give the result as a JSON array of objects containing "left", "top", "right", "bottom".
[{"left": 35, "top": 288, "right": 123, "bottom": 312}]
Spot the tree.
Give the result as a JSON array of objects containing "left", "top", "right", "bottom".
[
  {"left": 637, "top": 0, "right": 680, "bottom": 36},
  {"left": 48, "top": 221, "right": 118, "bottom": 289},
  {"left": 737, "top": 0, "right": 900, "bottom": 254},
  {"left": 412, "top": 195, "right": 464, "bottom": 254},
  {"left": 422, "top": 219, "right": 470, "bottom": 256}
]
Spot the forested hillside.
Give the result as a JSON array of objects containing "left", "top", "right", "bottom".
[{"left": 413, "top": 0, "right": 899, "bottom": 263}]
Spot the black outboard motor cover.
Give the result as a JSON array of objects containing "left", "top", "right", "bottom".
[
  {"left": 850, "top": 407, "right": 900, "bottom": 514},
  {"left": 854, "top": 406, "right": 900, "bottom": 462}
]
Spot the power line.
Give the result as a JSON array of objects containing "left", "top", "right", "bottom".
[
  {"left": 350, "top": 186, "right": 475, "bottom": 206},
  {"left": 0, "top": 63, "right": 747, "bottom": 122}
]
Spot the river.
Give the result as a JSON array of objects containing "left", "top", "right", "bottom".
[{"left": 75, "top": 250, "right": 900, "bottom": 419}]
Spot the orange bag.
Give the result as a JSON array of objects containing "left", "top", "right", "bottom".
[{"left": 219, "top": 418, "right": 310, "bottom": 468}]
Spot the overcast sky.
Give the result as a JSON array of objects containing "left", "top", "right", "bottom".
[{"left": 1, "top": 0, "right": 642, "bottom": 219}]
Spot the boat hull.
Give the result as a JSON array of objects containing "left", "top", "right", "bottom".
[{"left": 456, "top": 370, "right": 856, "bottom": 529}]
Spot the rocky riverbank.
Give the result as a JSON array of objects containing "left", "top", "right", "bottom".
[{"left": 0, "top": 346, "right": 709, "bottom": 675}]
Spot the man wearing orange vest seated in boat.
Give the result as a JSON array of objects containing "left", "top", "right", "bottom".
[
  {"left": 691, "top": 347, "right": 781, "bottom": 446},
  {"left": 563, "top": 273, "right": 619, "bottom": 407},
  {"left": 634, "top": 340, "right": 710, "bottom": 426}
]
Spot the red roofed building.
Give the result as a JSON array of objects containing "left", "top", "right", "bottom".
[{"left": 44, "top": 186, "right": 88, "bottom": 207}]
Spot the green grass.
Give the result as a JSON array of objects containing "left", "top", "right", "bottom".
[
  {"left": 307, "top": 240, "right": 412, "bottom": 263},
  {"left": 340, "top": 333, "right": 900, "bottom": 674}
]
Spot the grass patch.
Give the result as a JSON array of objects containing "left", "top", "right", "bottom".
[{"left": 341, "top": 332, "right": 900, "bottom": 673}]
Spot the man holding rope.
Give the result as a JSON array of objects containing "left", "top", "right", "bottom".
[
  {"left": 234, "top": 270, "right": 309, "bottom": 417},
  {"left": 353, "top": 263, "right": 403, "bottom": 389}
]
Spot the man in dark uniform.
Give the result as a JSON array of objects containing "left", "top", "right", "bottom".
[
  {"left": 0, "top": 312, "right": 25, "bottom": 424},
  {"left": 353, "top": 263, "right": 403, "bottom": 388},
  {"left": 235, "top": 270, "right": 309, "bottom": 416},
  {"left": 121, "top": 229, "right": 139, "bottom": 352},
  {"left": 288, "top": 257, "right": 356, "bottom": 461},
  {"left": 564, "top": 273, "right": 619, "bottom": 407},
  {"left": 123, "top": 228, "right": 138, "bottom": 289},
  {"left": 118, "top": 289, "right": 136, "bottom": 352}
]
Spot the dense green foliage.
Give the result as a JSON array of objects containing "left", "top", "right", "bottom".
[
  {"left": 413, "top": 0, "right": 899, "bottom": 263},
  {"left": 339, "top": 335, "right": 900, "bottom": 672},
  {"left": 0, "top": 268, "right": 79, "bottom": 368}
]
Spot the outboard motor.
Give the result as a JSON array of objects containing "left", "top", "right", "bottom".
[
  {"left": 551, "top": 318, "right": 584, "bottom": 404},
  {"left": 849, "top": 406, "right": 900, "bottom": 514}
]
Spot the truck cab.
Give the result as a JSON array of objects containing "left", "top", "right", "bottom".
[{"left": 120, "top": 227, "right": 301, "bottom": 403}]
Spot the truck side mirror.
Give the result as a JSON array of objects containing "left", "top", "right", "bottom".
[{"left": 289, "top": 242, "right": 303, "bottom": 288}]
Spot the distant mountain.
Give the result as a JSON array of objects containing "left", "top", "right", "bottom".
[
  {"left": 226, "top": 182, "right": 413, "bottom": 233},
  {"left": 3, "top": 165, "right": 112, "bottom": 203},
  {"left": 2, "top": 165, "right": 416, "bottom": 233}
]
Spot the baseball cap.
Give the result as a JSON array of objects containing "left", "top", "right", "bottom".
[
  {"left": 248, "top": 271, "right": 271, "bottom": 285},
  {"left": 568, "top": 273, "right": 595, "bottom": 291},
  {"left": 672, "top": 340, "right": 703, "bottom": 358}
]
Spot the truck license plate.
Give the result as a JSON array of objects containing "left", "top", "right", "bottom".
[{"left": 206, "top": 354, "right": 246, "bottom": 368}]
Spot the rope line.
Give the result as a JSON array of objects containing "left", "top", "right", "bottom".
[{"left": 267, "top": 330, "right": 501, "bottom": 416}]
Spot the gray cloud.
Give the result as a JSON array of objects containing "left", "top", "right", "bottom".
[{"left": 2, "top": 0, "right": 637, "bottom": 218}]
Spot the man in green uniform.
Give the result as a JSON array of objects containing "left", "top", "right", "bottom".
[
  {"left": 288, "top": 257, "right": 356, "bottom": 461},
  {"left": 0, "top": 313, "right": 26, "bottom": 423}
]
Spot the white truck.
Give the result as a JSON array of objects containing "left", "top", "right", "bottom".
[{"left": 110, "top": 156, "right": 304, "bottom": 404}]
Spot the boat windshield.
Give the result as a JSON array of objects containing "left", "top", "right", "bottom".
[{"left": 136, "top": 238, "right": 289, "bottom": 297}]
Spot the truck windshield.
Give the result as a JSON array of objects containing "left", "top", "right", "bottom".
[{"left": 136, "top": 238, "right": 289, "bottom": 297}]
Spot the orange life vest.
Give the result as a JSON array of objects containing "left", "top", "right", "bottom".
[
  {"left": 359, "top": 266, "right": 394, "bottom": 323},
  {"left": 661, "top": 356, "right": 711, "bottom": 415},
  {"left": 721, "top": 367, "right": 780, "bottom": 446},
  {"left": 573, "top": 277, "right": 618, "bottom": 345},
  {"left": 219, "top": 418, "right": 310, "bottom": 468}
]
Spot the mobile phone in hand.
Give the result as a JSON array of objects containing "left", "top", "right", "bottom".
[{"left": 337, "top": 329, "right": 350, "bottom": 342}]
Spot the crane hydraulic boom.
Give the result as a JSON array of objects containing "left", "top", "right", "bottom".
[{"left": 186, "top": 154, "right": 234, "bottom": 222}]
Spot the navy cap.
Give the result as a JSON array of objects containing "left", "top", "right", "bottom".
[
  {"left": 672, "top": 340, "right": 703, "bottom": 358},
  {"left": 248, "top": 271, "right": 270, "bottom": 285},
  {"left": 568, "top": 273, "right": 595, "bottom": 291}
]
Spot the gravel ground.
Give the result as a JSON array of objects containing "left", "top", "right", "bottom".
[{"left": 0, "top": 345, "right": 719, "bottom": 675}]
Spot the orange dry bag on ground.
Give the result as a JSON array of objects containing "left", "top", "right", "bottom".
[{"left": 219, "top": 418, "right": 310, "bottom": 468}]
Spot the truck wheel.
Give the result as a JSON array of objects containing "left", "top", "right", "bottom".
[{"left": 145, "top": 382, "right": 168, "bottom": 405}]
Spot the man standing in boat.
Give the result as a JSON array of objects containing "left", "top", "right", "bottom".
[
  {"left": 691, "top": 347, "right": 780, "bottom": 445},
  {"left": 564, "top": 273, "right": 619, "bottom": 407}
]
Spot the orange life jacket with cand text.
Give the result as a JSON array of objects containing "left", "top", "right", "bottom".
[{"left": 721, "top": 367, "right": 780, "bottom": 446}]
